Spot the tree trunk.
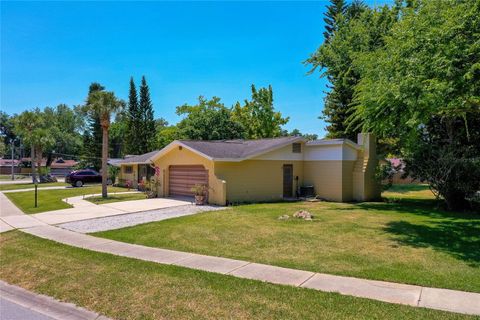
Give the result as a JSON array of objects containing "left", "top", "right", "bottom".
[
  {"left": 102, "top": 126, "right": 109, "bottom": 198},
  {"left": 31, "top": 145, "right": 37, "bottom": 183},
  {"left": 36, "top": 148, "right": 43, "bottom": 176}
]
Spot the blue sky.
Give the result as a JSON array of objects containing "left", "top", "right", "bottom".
[{"left": 1, "top": 1, "right": 390, "bottom": 137}]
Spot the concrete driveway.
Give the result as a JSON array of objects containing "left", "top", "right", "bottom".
[{"left": 32, "top": 193, "right": 192, "bottom": 225}]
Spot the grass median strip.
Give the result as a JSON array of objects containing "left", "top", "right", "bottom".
[
  {"left": 4, "top": 186, "right": 127, "bottom": 214},
  {"left": 0, "top": 231, "right": 474, "bottom": 320},
  {"left": 94, "top": 185, "right": 480, "bottom": 293},
  {"left": 85, "top": 192, "right": 147, "bottom": 204}
]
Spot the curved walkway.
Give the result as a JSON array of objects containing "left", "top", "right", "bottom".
[{"left": 1, "top": 192, "right": 479, "bottom": 316}]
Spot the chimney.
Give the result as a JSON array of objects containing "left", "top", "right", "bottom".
[
  {"left": 352, "top": 132, "right": 380, "bottom": 201},
  {"left": 357, "top": 133, "right": 376, "bottom": 160}
]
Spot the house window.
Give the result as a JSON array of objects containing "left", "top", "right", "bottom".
[
  {"left": 292, "top": 143, "right": 302, "bottom": 153},
  {"left": 124, "top": 165, "right": 133, "bottom": 174}
]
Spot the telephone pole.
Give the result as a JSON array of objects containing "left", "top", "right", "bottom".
[{"left": 10, "top": 139, "right": 15, "bottom": 180}]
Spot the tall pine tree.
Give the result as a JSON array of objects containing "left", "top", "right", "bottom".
[
  {"left": 307, "top": 1, "right": 399, "bottom": 143},
  {"left": 138, "top": 76, "right": 156, "bottom": 153},
  {"left": 125, "top": 77, "right": 141, "bottom": 155},
  {"left": 323, "top": 0, "right": 346, "bottom": 41},
  {"left": 81, "top": 82, "right": 104, "bottom": 169}
]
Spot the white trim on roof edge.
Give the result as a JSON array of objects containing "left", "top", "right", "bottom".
[
  {"left": 118, "top": 161, "right": 151, "bottom": 165},
  {"left": 306, "top": 139, "right": 361, "bottom": 150}
]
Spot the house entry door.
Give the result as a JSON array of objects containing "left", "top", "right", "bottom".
[
  {"left": 138, "top": 164, "right": 147, "bottom": 183},
  {"left": 283, "top": 164, "right": 293, "bottom": 198}
]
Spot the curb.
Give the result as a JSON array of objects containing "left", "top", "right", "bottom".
[{"left": 0, "top": 281, "right": 111, "bottom": 320}]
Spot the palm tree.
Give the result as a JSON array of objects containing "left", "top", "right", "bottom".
[
  {"left": 86, "top": 91, "right": 124, "bottom": 198},
  {"left": 13, "top": 109, "right": 54, "bottom": 183}
]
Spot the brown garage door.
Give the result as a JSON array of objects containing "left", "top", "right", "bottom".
[{"left": 169, "top": 165, "right": 208, "bottom": 197}]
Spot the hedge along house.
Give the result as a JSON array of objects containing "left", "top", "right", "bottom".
[{"left": 117, "top": 133, "right": 380, "bottom": 205}]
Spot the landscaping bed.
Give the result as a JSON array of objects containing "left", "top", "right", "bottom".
[
  {"left": 85, "top": 192, "right": 147, "bottom": 204},
  {"left": 94, "top": 185, "right": 480, "bottom": 293},
  {"left": 0, "top": 231, "right": 472, "bottom": 320}
]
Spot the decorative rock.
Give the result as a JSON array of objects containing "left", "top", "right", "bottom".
[
  {"left": 293, "top": 210, "right": 314, "bottom": 220},
  {"left": 278, "top": 215, "right": 290, "bottom": 220}
]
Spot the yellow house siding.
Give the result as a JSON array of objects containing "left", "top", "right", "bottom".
[
  {"left": 214, "top": 160, "right": 304, "bottom": 203},
  {"left": 253, "top": 143, "right": 305, "bottom": 161},
  {"left": 303, "top": 161, "right": 343, "bottom": 201},
  {"left": 152, "top": 147, "right": 226, "bottom": 205},
  {"left": 118, "top": 164, "right": 138, "bottom": 187}
]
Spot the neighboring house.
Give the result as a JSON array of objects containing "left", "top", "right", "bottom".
[
  {"left": 383, "top": 158, "right": 417, "bottom": 184},
  {"left": 117, "top": 133, "right": 380, "bottom": 205},
  {"left": 0, "top": 159, "right": 21, "bottom": 174},
  {"left": 50, "top": 158, "right": 78, "bottom": 176},
  {"left": 11, "top": 158, "right": 78, "bottom": 176}
]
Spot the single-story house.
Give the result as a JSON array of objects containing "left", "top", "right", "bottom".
[
  {"left": 12, "top": 158, "right": 78, "bottom": 176},
  {"left": 117, "top": 133, "right": 380, "bottom": 205},
  {"left": 0, "top": 159, "right": 21, "bottom": 174},
  {"left": 50, "top": 158, "right": 78, "bottom": 176},
  {"left": 380, "top": 158, "right": 418, "bottom": 185}
]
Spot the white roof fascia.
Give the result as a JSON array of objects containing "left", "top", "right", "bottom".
[
  {"left": 306, "top": 139, "right": 361, "bottom": 150},
  {"left": 119, "top": 162, "right": 151, "bottom": 165}
]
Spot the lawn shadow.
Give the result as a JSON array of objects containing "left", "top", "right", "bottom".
[
  {"left": 386, "top": 184, "right": 431, "bottom": 194},
  {"left": 384, "top": 220, "right": 480, "bottom": 267},
  {"left": 353, "top": 199, "right": 479, "bottom": 220}
]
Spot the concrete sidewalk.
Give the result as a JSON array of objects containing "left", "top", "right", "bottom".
[
  {"left": 1, "top": 192, "right": 479, "bottom": 316},
  {"left": 1, "top": 281, "right": 110, "bottom": 320}
]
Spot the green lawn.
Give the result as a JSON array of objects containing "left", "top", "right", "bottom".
[
  {"left": 5, "top": 186, "right": 127, "bottom": 214},
  {"left": 95, "top": 184, "right": 480, "bottom": 293},
  {"left": 0, "top": 181, "right": 69, "bottom": 191},
  {"left": 0, "top": 231, "right": 473, "bottom": 320},
  {"left": 85, "top": 192, "right": 147, "bottom": 204}
]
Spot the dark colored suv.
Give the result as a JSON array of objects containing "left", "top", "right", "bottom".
[{"left": 66, "top": 169, "right": 103, "bottom": 187}]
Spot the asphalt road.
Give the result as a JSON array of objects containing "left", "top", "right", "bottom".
[{"left": 0, "top": 297, "right": 55, "bottom": 320}]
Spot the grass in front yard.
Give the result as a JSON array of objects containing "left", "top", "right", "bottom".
[
  {"left": 95, "top": 185, "right": 480, "bottom": 293},
  {"left": 85, "top": 192, "right": 147, "bottom": 204},
  {"left": 0, "top": 175, "right": 29, "bottom": 180},
  {"left": 0, "top": 182, "right": 69, "bottom": 191},
  {"left": 5, "top": 186, "right": 127, "bottom": 214},
  {"left": 0, "top": 231, "right": 473, "bottom": 320}
]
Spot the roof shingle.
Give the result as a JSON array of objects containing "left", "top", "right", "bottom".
[
  {"left": 179, "top": 136, "right": 302, "bottom": 159},
  {"left": 116, "top": 137, "right": 303, "bottom": 164},
  {"left": 117, "top": 150, "right": 160, "bottom": 164}
]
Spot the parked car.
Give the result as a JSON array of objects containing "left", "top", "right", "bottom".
[{"left": 66, "top": 169, "right": 111, "bottom": 187}]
